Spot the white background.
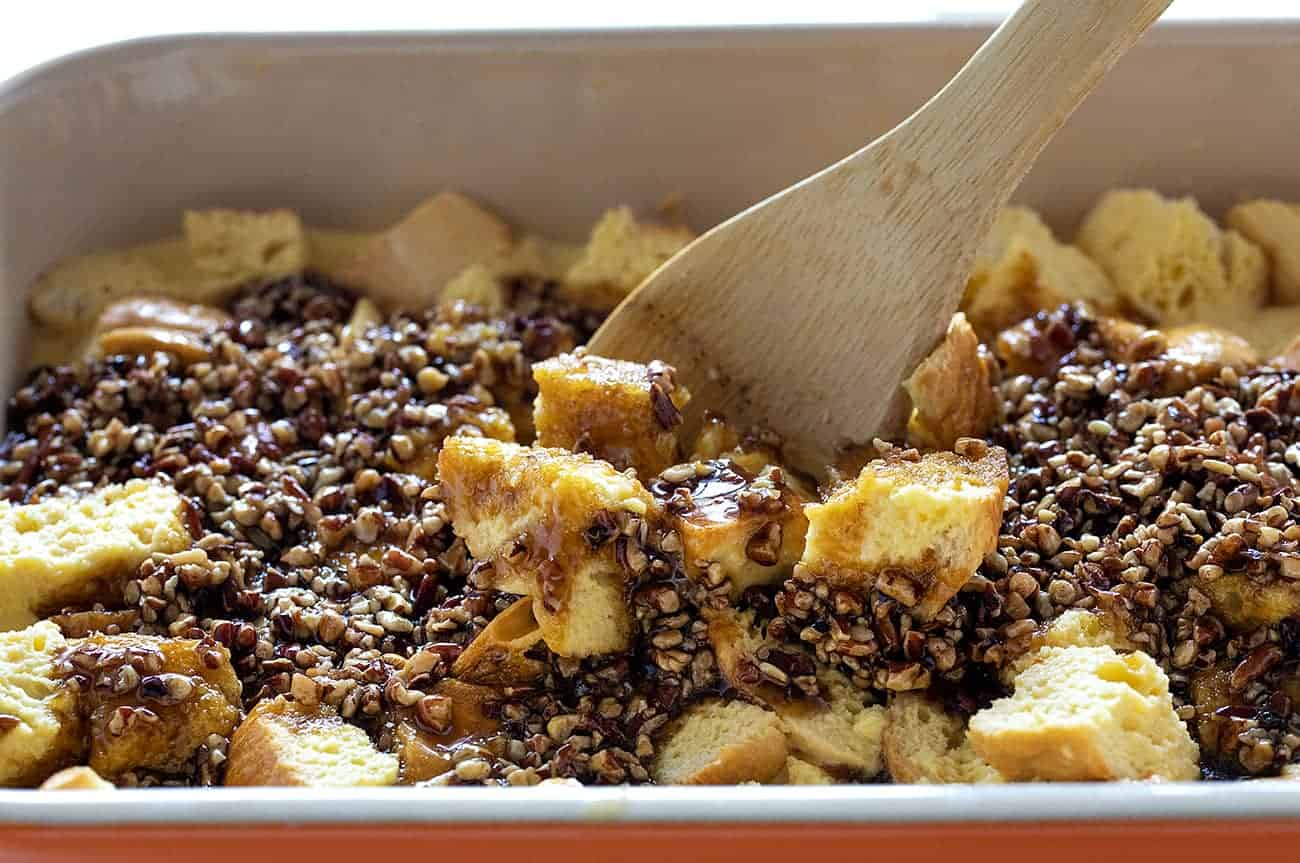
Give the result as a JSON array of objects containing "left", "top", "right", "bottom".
[{"left": 2, "top": 0, "right": 1298, "bottom": 85}]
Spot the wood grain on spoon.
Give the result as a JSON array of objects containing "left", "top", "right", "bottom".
[{"left": 589, "top": 0, "right": 1172, "bottom": 473}]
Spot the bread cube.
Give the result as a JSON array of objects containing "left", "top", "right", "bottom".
[
  {"left": 0, "top": 480, "right": 192, "bottom": 632},
  {"left": 0, "top": 622, "right": 83, "bottom": 787},
  {"left": 337, "top": 191, "right": 513, "bottom": 311},
  {"left": 781, "top": 757, "right": 835, "bottom": 785},
  {"left": 1226, "top": 199, "right": 1300, "bottom": 303},
  {"left": 225, "top": 697, "right": 397, "bottom": 787},
  {"left": 451, "top": 596, "right": 548, "bottom": 685},
  {"left": 38, "top": 765, "right": 113, "bottom": 790},
  {"left": 798, "top": 441, "right": 1008, "bottom": 619},
  {"left": 1199, "top": 571, "right": 1300, "bottom": 632},
  {"left": 655, "top": 460, "right": 807, "bottom": 598},
  {"left": 883, "top": 693, "right": 1001, "bottom": 784},
  {"left": 396, "top": 679, "right": 504, "bottom": 783},
  {"left": 963, "top": 206, "right": 1118, "bottom": 339},
  {"left": 1163, "top": 325, "right": 1258, "bottom": 369},
  {"left": 64, "top": 633, "right": 242, "bottom": 779},
  {"left": 968, "top": 645, "right": 1199, "bottom": 782},
  {"left": 1189, "top": 663, "right": 1233, "bottom": 757},
  {"left": 905, "top": 313, "right": 999, "bottom": 450},
  {"left": 439, "top": 437, "right": 657, "bottom": 657},
  {"left": 561, "top": 207, "right": 694, "bottom": 310},
  {"left": 1076, "top": 189, "right": 1267, "bottom": 325},
  {"left": 184, "top": 208, "right": 306, "bottom": 288},
  {"left": 651, "top": 698, "right": 787, "bottom": 785},
  {"left": 534, "top": 351, "right": 691, "bottom": 477}
]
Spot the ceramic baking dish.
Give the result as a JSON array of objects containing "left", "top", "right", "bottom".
[{"left": 2, "top": 22, "right": 1300, "bottom": 862}]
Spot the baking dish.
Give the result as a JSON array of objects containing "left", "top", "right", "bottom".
[{"left": 2, "top": 21, "right": 1300, "bottom": 860}]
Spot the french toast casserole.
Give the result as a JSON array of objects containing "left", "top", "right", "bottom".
[{"left": 5, "top": 188, "right": 1300, "bottom": 790}]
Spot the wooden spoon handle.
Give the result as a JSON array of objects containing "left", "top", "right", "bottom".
[{"left": 888, "top": 0, "right": 1173, "bottom": 202}]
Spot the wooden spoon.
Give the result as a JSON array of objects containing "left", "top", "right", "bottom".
[{"left": 588, "top": 0, "right": 1171, "bottom": 472}]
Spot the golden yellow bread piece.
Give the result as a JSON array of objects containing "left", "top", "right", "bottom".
[
  {"left": 0, "top": 481, "right": 191, "bottom": 632},
  {"left": 441, "top": 237, "right": 585, "bottom": 315},
  {"left": 395, "top": 679, "right": 504, "bottom": 783},
  {"left": 707, "top": 609, "right": 884, "bottom": 777},
  {"left": 781, "top": 757, "right": 835, "bottom": 785},
  {"left": 225, "top": 697, "right": 397, "bottom": 787},
  {"left": 306, "top": 228, "right": 376, "bottom": 281},
  {"left": 561, "top": 207, "right": 695, "bottom": 310},
  {"left": 438, "top": 437, "right": 656, "bottom": 657},
  {"left": 337, "top": 191, "right": 513, "bottom": 312},
  {"left": 968, "top": 645, "right": 1200, "bottom": 782},
  {"left": 183, "top": 208, "right": 306, "bottom": 289},
  {"left": 443, "top": 265, "right": 509, "bottom": 315},
  {"left": 906, "top": 313, "right": 1000, "bottom": 450},
  {"left": 451, "top": 597, "right": 548, "bottom": 686},
  {"left": 1162, "top": 325, "right": 1259, "bottom": 369},
  {"left": 1075, "top": 189, "right": 1268, "bottom": 326},
  {"left": 962, "top": 206, "right": 1118, "bottom": 340},
  {"left": 339, "top": 297, "right": 384, "bottom": 352},
  {"left": 1003, "top": 608, "right": 1132, "bottom": 685},
  {"left": 0, "top": 622, "right": 83, "bottom": 787},
  {"left": 1198, "top": 571, "right": 1300, "bottom": 632},
  {"left": 1226, "top": 199, "right": 1300, "bottom": 304},
  {"left": 798, "top": 441, "right": 1008, "bottom": 620},
  {"left": 651, "top": 698, "right": 788, "bottom": 785},
  {"left": 1189, "top": 662, "right": 1234, "bottom": 758},
  {"left": 38, "top": 765, "right": 113, "bottom": 790},
  {"left": 62, "top": 633, "right": 242, "bottom": 779},
  {"left": 534, "top": 351, "right": 691, "bottom": 478},
  {"left": 883, "top": 693, "right": 1001, "bottom": 784},
  {"left": 656, "top": 460, "right": 808, "bottom": 598}
]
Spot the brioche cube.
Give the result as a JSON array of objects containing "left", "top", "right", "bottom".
[
  {"left": 0, "top": 480, "right": 192, "bottom": 632},
  {"left": 337, "top": 191, "right": 513, "bottom": 311},
  {"left": 651, "top": 698, "right": 787, "bottom": 785},
  {"left": 905, "top": 313, "right": 999, "bottom": 450},
  {"left": 883, "top": 693, "right": 1001, "bottom": 784},
  {"left": 782, "top": 757, "right": 835, "bottom": 785},
  {"left": 66, "top": 633, "right": 242, "bottom": 779},
  {"left": 561, "top": 207, "right": 695, "bottom": 310},
  {"left": 438, "top": 437, "right": 656, "bottom": 657},
  {"left": 451, "top": 596, "right": 548, "bottom": 685},
  {"left": 657, "top": 460, "right": 808, "bottom": 597},
  {"left": 968, "top": 645, "right": 1200, "bottom": 782},
  {"left": 184, "top": 208, "right": 306, "bottom": 288},
  {"left": 396, "top": 680, "right": 504, "bottom": 783},
  {"left": 963, "top": 206, "right": 1118, "bottom": 339},
  {"left": 1076, "top": 189, "right": 1267, "bottom": 325},
  {"left": 38, "top": 765, "right": 114, "bottom": 790},
  {"left": 534, "top": 351, "right": 691, "bottom": 477},
  {"left": 0, "top": 622, "right": 83, "bottom": 787},
  {"left": 1004, "top": 608, "right": 1133, "bottom": 684},
  {"left": 442, "top": 265, "right": 509, "bottom": 314},
  {"left": 1226, "top": 199, "right": 1300, "bottom": 303},
  {"left": 1199, "top": 571, "right": 1300, "bottom": 632},
  {"left": 225, "top": 697, "right": 397, "bottom": 787},
  {"left": 1163, "top": 325, "right": 1258, "bottom": 369},
  {"left": 799, "top": 442, "right": 1008, "bottom": 619}
]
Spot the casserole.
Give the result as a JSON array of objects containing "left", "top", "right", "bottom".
[{"left": 2, "top": 22, "right": 1300, "bottom": 860}]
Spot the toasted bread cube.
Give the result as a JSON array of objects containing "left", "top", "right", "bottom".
[
  {"left": 883, "top": 693, "right": 1001, "bottom": 784},
  {"left": 184, "top": 208, "right": 305, "bottom": 288},
  {"left": 1189, "top": 663, "right": 1234, "bottom": 758},
  {"left": 799, "top": 442, "right": 1008, "bottom": 619},
  {"left": 1227, "top": 200, "right": 1300, "bottom": 304},
  {"left": 1199, "top": 571, "right": 1300, "bottom": 632},
  {"left": 561, "top": 208, "right": 694, "bottom": 310},
  {"left": 1076, "top": 189, "right": 1267, "bottom": 325},
  {"left": 963, "top": 206, "right": 1118, "bottom": 339},
  {"left": 451, "top": 597, "right": 548, "bottom": 685},
  {"left": 225, "top": 697, "right": 397, "bottom": 787},
  {"left": 438, "top": 438, "right": 656, "bottom": 657},
  {"left": 782, "top": 757, "right": 835, "bottom": 785},
  {"left": 65, "top": 634, "right": 242, "bottom": 779},
  {"left": 651, "top": 698, "right": 788, "bottom": 785},
  {"left": 534, "top": 352, "right": 691, "bottom": 477},
  {"left": 0, "top": 622, "right": 83, "bottom": 787},
  {"left": 442, "top": 265, "right": 510, "bottom": 314},
  {"left": 1003, "top": 608, "right": 1133, "bottom": 685},
  {"left": 396, "top": 679, "right": 504, "bottom": 783},
  {"left": 1163, "top": 325, "right": 1259, "bottom": 369},
  {"left": 906, "top": 313, "right": 999, "bottom": 450},
  {"left": 656, "top": 460, "right": 807, "bottom": 597},
  {"left": 338, "top": 192, "right": 513, "bottom": 311},
  {"left": 38, "top": 765, "right": 113, "bottom": 790},
  {"left": 707, "top": 609, "right": 883, "bottom": 777},
  {"left": 968, "top": 645, "right": 1199, "bottom": 782},
  {"left": 0, "top": 480, "right": 192, "bottom": 632}
]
